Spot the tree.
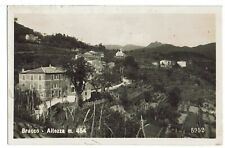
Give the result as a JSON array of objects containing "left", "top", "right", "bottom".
[
  {"left": 123, "top": 56, "right": 139, "bottom": 69},
  {"left": 64, "top": 56, "right": 93, "bottom": 107},
  {"left": 123, "top": 56, "right": 139, "bottom": 80},
  {"left": 167, "top": 87, "right": 181, "bottom": 109},
  {"left": 90, "top": 65, "right": 113, "bottom": 93},
  {"left": 14, "top": 86, "right": 42, "bottom": 121},
  {"left": 120, "top": 87, "right": 132, "bottom": 110}
]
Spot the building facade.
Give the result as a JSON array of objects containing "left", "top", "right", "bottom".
[
  {"left": 115, "top": 49, "right": 126, "bottom": 59},
  {"left": 19, "top": 64, "right": 92, "bottom": 102},
  {"left": 19, "top": 65, "right": 67, "bottom": 101}
]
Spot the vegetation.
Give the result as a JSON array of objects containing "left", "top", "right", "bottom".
[
  {"left": 64, "top": 57, "right": 93, "bottom": 107},
  {"left": 14, "top": 21, "right": 216, "bottom": 138}
]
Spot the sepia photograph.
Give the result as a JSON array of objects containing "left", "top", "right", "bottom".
[{"left": 7, "top": 6, "right": 222, "bottom": 144}]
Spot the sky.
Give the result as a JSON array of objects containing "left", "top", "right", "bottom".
[{"left": 15, "top": 8, "right": 216, "bottom": 47}]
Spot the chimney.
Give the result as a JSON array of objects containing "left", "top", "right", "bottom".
[
  {"left": 49, "top": 64, "right": 52, "bottom": 67},
  {"left": 22, "top": 68, "right": 25, "bottom": 72}
]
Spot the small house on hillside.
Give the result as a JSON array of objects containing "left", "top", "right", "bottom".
[
  {"left": 25, "top": 34, "right": 40, "bottom": 43},
  {"left": 177, "top": 61, "right": 187, "bottom": 68},
  {"left": 87, "top": 59, "right": 105, "bottom": 74},
  {"left": 70, "top": 82, "right": 93, "bottom": 101},
  {"left": 115, "top": 49, "right": 126, "bottom": 58},
  {"left": 83, "top": 51, "right": 104, "bottom": 61},
  {"left": 160, "top": 60, "right": 173, "bottom": 68}
]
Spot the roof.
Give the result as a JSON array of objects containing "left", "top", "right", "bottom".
[{"left": 20, "top": 66, "right": 65, "bottom": 74}]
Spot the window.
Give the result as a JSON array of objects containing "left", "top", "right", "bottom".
[
  {"left": 39, "top": 75, "right": 41, "bottom": 80},
  {"left": 31, "top": 75, "right": 33, "bottom": 80},
  {"left": 59, "top": 90, "right": 61, "bottom": 97},
  {"left": 58, "top": 74, "right": 61, "bottom": 80},
  {"left": 51, "top": 75, "right": 54, "bottom": 80},
  {"left": 22, "top": 75, "right": 25, "bottom": 80},
  {"left": 71, "top": 87, "right": 75, "bottom": 92},
  {"left": 52, "top": 91, "right": 54, "bottom": 97},
  {"left": 39, "top": 85, "right": 42, "bottom": 89}
]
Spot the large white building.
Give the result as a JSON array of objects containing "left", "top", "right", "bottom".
[{"left": 115, "top": 49, "right": 126, "bottom": 58}]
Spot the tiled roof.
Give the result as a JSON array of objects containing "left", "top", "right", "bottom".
[{"left": 21, "top": 66, "right": 65, "bottom": 74}]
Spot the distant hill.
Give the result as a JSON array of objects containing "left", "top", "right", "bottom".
[
  {"left": 14, "top": 21, "right": 105, "bottom": 52},
  {"left": 123, "top": 44, "right": 144, "bottom": 51},
  {"left": 105, "top": 44, "right": 144, "bottom": 51},
  {"left": 104, "top": 45, "right": 123, "bottom": 50},
  {"left": 128, "top": 42, "right": 216, "bottom": 61},
  {"left": 147, "top": 41, "right": 163, "bottom": 48}
]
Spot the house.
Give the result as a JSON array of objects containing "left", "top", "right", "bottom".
[
  {"left": 83, "top": 50, "right": 104, "bottom": 61},
  {"left": 159, "top": 60, "right": 173, "bottom": 68},
  {"left": 19, "top": 64, "right": 94, "bottom": 102},
  {"left": 70, "top": 82, "right": 92, "bottom": 101},
  {"left": 82, "top": 51, "right": 105, "bottom": 74},
  {"left": 87, "top": 59, "right": 105, "bottom": 74},
  {"left": 19, "top": 64, "right": 67, "bottom": 101},
  {"left": 115, "top": 49, "right": 126, "bottom": 58},
  {"left": 25, "top": 34, "right": 40, "bottom": 43},
  {"left": 177, "top": 61, "right": 187, "bottom": 68}
]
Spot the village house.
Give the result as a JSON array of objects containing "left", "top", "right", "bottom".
[
  {"left": 82, "top": 51, "right": 105, "bottom": 74},
  {"left": 177, "top": 61, "right": 187, "bottom": 68},
  {"left": 159, "top": 60, "right": 174, "bottom": 68},
  {"left": 25, "top": 34, "right": 40, "bottom": 43},
  {"left": 87, "top": 59, "right": 105, "bottom": 74},
  {"left": 19, "top": 64, "right": 67, "bottom": 101},
  {"left": 18, "top": 64, "right": 93, "bottom": 101},
  {"left": 83, "top": 50, "right": 104, "bottom": 61},
  {"left": 115, "top": 49, "right": 126, "bottom": 59},
  {"left": 70, "top": 82, "right": 93, "bottom": 102}
]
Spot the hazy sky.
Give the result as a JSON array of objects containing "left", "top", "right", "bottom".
[{"left": 15, "top": 11, "right": 215, "bottom": 47}]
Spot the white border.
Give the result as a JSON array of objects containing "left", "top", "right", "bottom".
[
  {"left": 0, "top": 1, "right": 224, "bottom": 148},
  {"left": 7, "top": 5, "right": 223, "bottom": 145},
  {"left": 0, "top": 0, "right": 223, "bottom": 6}
]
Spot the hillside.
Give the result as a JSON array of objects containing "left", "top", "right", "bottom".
[
  {"left": 104, "top": 45, "right": 123, "bottom": 50},
  {"left": 122, "top": 44, "right": 144, "bottom": 51},
  {"left": 128, "top": 43, "right": 216, "bottom": 60},
  {"left": 147, "top": 41, "right": 163, "bottom": 48},
  {"left": 14, "top": 22, "right": 107, "bottom": 83},
  {"left": 105, "top": 44, "right": 144, "bottom": 51}
]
